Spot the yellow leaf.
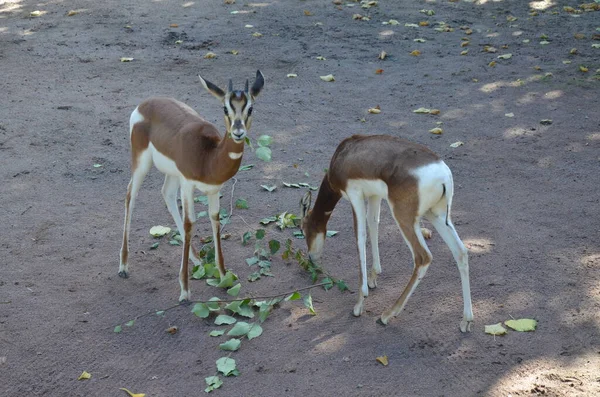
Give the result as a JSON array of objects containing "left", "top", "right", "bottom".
[
  {"left": 563, "top": 60, "right": 572, "bottom": 64},
  {"left": 505, "top": 113, "right": 514, "bottom": 118},
  {"left": 504, "top": 318, "right": 537, "bottom": 332},
  {"left": 465, "top": 29, "right": 473, "bottom": 35},
  {"left": 120, "top": 388, "right": 146, "bottom": 397},
  {"left": 387, "top": 19, "right": 400, "bottom": 25},
  {"left": 244, "top": 24, "right": 254, "bottom": 28},
  {"left": 30, "top": 10, "right": 43, "bottom": 17},
  {"left": 175, "top": 40, "right": 183, "bottom": 44},
  {"left": 460, "top": 50, "right": 469, "bottom": 55},
  {"left": 375, "top": 69, "right": 384, "bottom": 74},
  {"left": 497, "top": 54, "right": 512, "bottom": 59},
  {"left": 67, "top": 10, "right": 79, "bottom": 16},
  {"left": 483, "top": 46, "right": 497, "bottom": 53},
  {"left": 352, "top": 14, "right": 363, "bottom": 20},
  {"left": 320, "top": 74, "right": 335, "bottom": 82},
  {"left": 378, "top": 50, "right": 387, "bottom": 60},
  {"left": 78, "top": 371, "right": 91, "bottom": 381},
  {"left": 376, "top": 355, "right": 388, "bottom": 366},
  {"left": 419, "top": 21, "right": 429, "bottom": 27},
  {"left": 149, "top": 225, "right": 171, "bottom": 237},
  {"left": 429, "top": 128, "right": 443, "bottom": 135},
  {"left": 303, "top": 10, "right": 313, "bottom": 16},
  {"left": 368, "top": 106, "right": 381, "bottom": 114},
  {"left": 203, "top": 52, "right": 217, "bottom": 59},
  {"left": 252, "top": 32, "right": 263, "bottom": 37},
  {"left": 287, "top": 73, "right": 298, "bottom": 78},
  {"left": 420, "top": 227, "right": 432, "bottom": 239},
  {"left": 533, "top": 65, "right": 542, "bottom": 70},
  {"left": 410, "top": 50, "right": 421, "bottom": 56},
  {"left": 488, "top": 61, "right": 497, "bottom": 67},
  {"left": 579, "top": 66, "right": 589, "bottom": 72},
  {"left": 574, "top": 33, "right": 585, "bottom": 40},
  {"left": 170, "top": 24, "right": 179, "bottom": 28},
  {"left": 460, "top": 41, "right": 469, "bottom": 48},
  {"left": 120, "top": 57, "right": 134, "bottom": 62},
  {"left": 506, "top": 15, "right": 517, "bottom": 22},
  {"left": 485, "top": 323, "right": 507, "bottom": 335},
  {"left": 316, "top": 56, "right": 326, "bottom": 60},
  {"left": 450, "top": 141, "right": 464, "bottom": 148},
  {"left": 230, "top": 50, "right": 239, "bottom": 55},
  {"left": 570, "top": 48, "right": 578, "bottom": 55},
  {"left": 166, "top": 326, "right": 178, "bottom": 334},
  {"left": 413, "top": 107, "right": 431, "bottom": 114},
  {"left": 429, "top": 109, "right": 440, "bottom": 115}
]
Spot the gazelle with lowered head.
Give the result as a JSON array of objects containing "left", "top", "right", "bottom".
[
  {"left": 119, "top": 71, "right": 265, "bottom": 302},
  {"left": 300, "top": 134, "right": 473, "bottom": 332}
]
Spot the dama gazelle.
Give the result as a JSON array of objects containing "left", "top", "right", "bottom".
[
  {"left": 300, "top": 135, "right": 473, "bottom": 332},
  {"left": 119, "top": 71, "right": 265, "bottom": 301}
]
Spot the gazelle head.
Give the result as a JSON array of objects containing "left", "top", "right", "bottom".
[
  {"left": 300, "top": 191, "right": 326, "bottom": 262},
  {"left": 199, "top": 70, "right": 265, "bottom": 144}
]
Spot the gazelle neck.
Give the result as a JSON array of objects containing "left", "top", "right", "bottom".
[
  {"left": 309, "top": 174, "right": 342, "bottom": 229},
  {"left": 212, "top": 128, "right": 245, "bottom": 181}
]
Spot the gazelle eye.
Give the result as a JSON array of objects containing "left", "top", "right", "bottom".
[
  {"left": 223, "top": 106, "right": 228, "bottom": 116},
  {"left": 247, "top": 107, "right": 253, "bottom": 116}
]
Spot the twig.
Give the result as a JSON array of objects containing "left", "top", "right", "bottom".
[
  {"left": 0, "top": 301, "right": 11, "bottom": 304},
  {"left": 115, "top": 281, "right": 331, "bottom": 327},
  {"left": 21, "top": 206, "right": 32, "bottom": 215}
]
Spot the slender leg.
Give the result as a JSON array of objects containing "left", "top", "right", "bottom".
[
  {"left": 426, "top": 211, "right": 473, "bottom": 332},
  {"left": 366, "top": 195, "right": 382, "bottom": 288},
  {"left": 347, "top": 191, "right": 368, "bottom": 317},
  {"left": 119, "top": 150, "right": 152, "bottom": 277},
  {"left": 161, "top": 175, "right": 201, "bottom": 267},
  {"left": 178, "top": 182, "right": 196, "bottom": 302},
  {"left": 380, "top": 210, "right": 432, "bottom": 325},
  {"left": 207, "top": 192, "right": 226, "bottom": 277}
]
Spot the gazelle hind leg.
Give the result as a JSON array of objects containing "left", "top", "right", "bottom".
[
  {"left": 178, "top": 182, "right": 196, "bottom": 302},
  {"left": 207, "top": 192, "right": 226, "bottom": 277},
  {"left": 161, "top": 175, "right": 201, "bottom": 267},
  {"left": 347, "top": 191, "right": 368, "bottom": 316},
  {"left": 119, "top": 150, "right": 152, "bottom": 277},
  {"left": 380, "top": 212, "right": 432, "bottom": 325},
  {"left": 366, "top": 196, "right": 382, "bottom": 289},
  {"left": 426, "top": 207, "right": 473, "bottom": 332}
]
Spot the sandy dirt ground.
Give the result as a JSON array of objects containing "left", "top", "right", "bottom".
[{"left": 1, "top": 0, "right": 599, "bottom": 396}]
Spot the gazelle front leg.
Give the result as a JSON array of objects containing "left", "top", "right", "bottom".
[
  {"left": 161, "top": 175, "right": 201, "bottom": 267},
  {"left": 366, "top": 195, "right": 382, "bottom": 289},
  {"left": 348, "top": 192, "right": 369, "bottom": 317},
  {"left": 178, "top": 183, "right": 196, "bottom": 302},
  {"left": 207, "top": 192, "right": 226, "bottom": 278}
]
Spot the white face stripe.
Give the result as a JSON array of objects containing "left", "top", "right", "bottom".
[{"left": 228, "top": 152, "right": 243, "bottom": 160}]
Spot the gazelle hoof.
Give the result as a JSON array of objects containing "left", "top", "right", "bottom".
[
  {"left": 352, "top": 303, "right": 364, "bottom": 317},
  {"left": 368, "top": 278, "right": 377, "bottom": 289},
  {"left": 460, "top": 320, "right": 473, "bottom": 333},
  {"left": 118, "top": 270, "right": 129, "bottom": 279},
  {"left": 376, "top": 318, "right": 387, "bottom": 326}
]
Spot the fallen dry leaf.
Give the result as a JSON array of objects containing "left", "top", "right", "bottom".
[
  {"left": 497, "top": 53, "right": 512, "bottom": 59},
  {"left": 579, "top": 66, "right": 589, "bottom": 72},
  {"left": 574, "top": 33, "right": 585, "bottom": 40},
  {"left": 410, "top": 50, "right": 421, "bottom": 56},
  {"left": 419, "top": 21, "right": 429, "bottom": 27},
  {"left": 460, "top": 41, "right": 469, "bottom": 48},
  {"left": 465, "top": 29, "right": 473, "bottom": 35},
  {"left": 204, "top": 52, "right": 217, "bottom": 59},
  {"left": 421, "top": 227, "right": 432, "bottom": 239},
  {"left": 252, "top": 32, "right": 263, "bottom": 37},
  {"left": 429, "top": 127, "right": 443, "bottom": 135},
  {"left": 149, "top": 226, "right": 171, "bottom": 237},
  {"left": 387, "top": 19, "right": 400, "bottom": 25},
  {"left": 244, "top": 24, "right": 253, "bottom": 28},
  {"left": 224, "top": 0, "right": 235, "bottom": 3},
  {"left": 320, "top": 74, "right": 335, "bottom": 82},
  {"left": 569, "top": 48, "right": 578, "bottom": 55},
  {"left": 120, "top": 388, "right": 146, "bottom": 397},
  {"left": 505, "top": 113, "right": 514, "bottom": 117},
  {"left": 120, "top": 57, "right": 134, "bottom": 62},
  {"left": 304, "top": 10, "right": 313, "bottom": 16},
  {"left": 67, "top": 10, "right": 79, "bottom": 16},
  {"left": 488, "top": 61, "right": 497, "bottom": 67},
  {"left": 170, "top": 24, "right": 179, "bottom": 28},
  {"left": 504, "top": 318, "right": 537, "bottom": 332},
  {"left": 379, "top": 50, "right": 387, "bottom": 60},
  {"left": 368, "top": 106, "right": 381, "bottom": 114},
  {"left": 413, "top": 107, "right": 431, "bottom": 114},
  {"left": 450, "top": 141, "right": 464, "bottom": 148},
  {"left": 460, "top": 50, "right": 469, "bottom": 55},
  {"left": 287, "top": 73, "right": 298, "bottom": 78},
  {"left": 540, "top": 119, "right": 553, "bottom": 125},
  {"left": 166, "top": 326, "right": 178, "bottom": 334},
  {"left": 533, "top": 65, "right": 542, "bottom": 70},
  {"left": 78, "top": 371, "right": 91, "bottom": 380},
  {"left": 506, "top": 15, "right": 517, "bottom": 22},
  {"left": 429, "top": 109, "right": 440, "bottom": 115},
  {"left": 30, "top": 10, "right": 43, "bottom": 17},
  {"left": 230, "top": 50, "right": 239, "bottom": 55},
  {"left": 485, "top": 323, "right": 507, "bottom": 336},
  {"left": 316, "top": 56, "right": 326, "bottom": 60},
  {"left": 483, "top": 46, "right": 497, "bottom": 53},
  {"left": 375, "top": 69, "right": 384, "bottom": 74},
  {"left": 376, "top": 355, "right": 389, "bottom": 366}
]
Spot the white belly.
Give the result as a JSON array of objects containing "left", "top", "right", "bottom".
[{"left": 342, "top": 179, "right": 389, "bottom": 200}]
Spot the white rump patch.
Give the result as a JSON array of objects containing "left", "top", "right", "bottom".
[
  {"left": 129, "top": 107, "right": 145, "bottom": 135},
  {"left": 410, "top": 161, "right": 453, "bottom": 216}
]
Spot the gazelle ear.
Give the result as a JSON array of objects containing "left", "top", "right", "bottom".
[
  {"left": 300, "top": 191, "right": 312, "bottom": 219},
  {"left": 199, "top": 75, "right": 226, "bottom": 101},
  {"left": 250, "top": 70, "right": 265, "bottom": 98}
]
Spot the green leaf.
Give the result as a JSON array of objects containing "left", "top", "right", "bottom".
[
  {"left": 156, "top": 310, "right": 165, "bottom": 317},
  {"left": 227, "top": 283, "right": 241, "bottom": 297},
  {"left": 258, "top": 260, "right": 271, "bottom": 269},
  {"left": 192, "top": 265, "right": 206, "bottom": 279},
  {"left": 257, "top": 135, "right": 273, "bottom": 147},
  {"left": 219, "top": 338, "right": 241, "bottom": 351},
  {"left": 238, "top": 164, "right": 255, "bottom": 171},
  {"left": 322, "top": 277, "right": 334, "bottom": 290},
  {"left": 227, "top": 321, "right": 251, "bottom": 336},
  {"left": 293, "top": 230, "right": 305, "bottom": 239},
  {"left": 255, "top": 229, "right": 266, "bottom": 240},
  {"left": 485, "top": 323, "right": 507, "bottom": 336},
  {"left": 283, "top": 182, "right": 301, "bottom": 188},
  {"left": 215, "top": 315, "right": 237, "bottom": 325},
  {"left": 125, "top": 320, "right": 135, "bottom": 327},
  {"left": 504, "top": 318, "right": 537, "bottom": 332},
  {"left": 194, "top": 195, "right": 209, "bottom": 205},
  {"left": 207, "top": 297, "right": 222, "bottom": 311},
  {"left": 216, "top": 357, "right": 238, "bottom": 376},
  {"left": 260, "top": 216, "right": 277, "bottom": 225},
  {"left": 192, "top": 303, "right": 210, "bottom": 318},
  {"left": 326, "top": 230, "right": 339, "bottom": 237},
  {"left": 247, "top": 323, "right": 263, "bottom": 340},
  {"left": 203, "top": 262, "right": 219, "bottom": 278},
  {"left": 258, "top": 304, "right": 272, "bottom": 323},
  {"left": 304, "top": 294, "right": 316, "bottom": 315},
  {"left": 209, "top": 330, "right": 225, "bottom": 337},
  {"left": 245, "top": 256, "right": 259, "bottom": 266},
  {"left": 256, "top": 146, "right": 272, "bottom": 162},
  {"left": 168, "top": 239, "right": 181, "bottom": 246},
  {"left": 235, "top": 198, "right": 249, "bottom": 209},
  {"left": 244, "top": 136, "right": 254, "bottom": 149},
  {"left": 336, "top": 280, "right": 349, "bottom": 292},
  {"left": 113, "top": 325, "right": 122, "bottom": 333},
  {"left": 216, "top": 271, "right": 237, "bottom": 288},
  {"left": 285, "top": 291, "right": 302, "bottom": 301},
  {"left": 261, "top": 185, "right": 276, "bottom": 192},
  {"left": 226, "top": 301, "right": 255, "bottom": 318},
  {"left": 268, "top": 239, "right": 281, "bottom": 254},
  {"left": 197, "top": 210, "right": 208, "bottom": 218},
  {"left": 149, "top": 242, "right": 159, "bottom": 250},
  {"left": 206, "top": 278, "right": 220, "bottom": 287},
  {"left": 248, "top": 271, "right": 261, "bottom": 282},
  {"left": 242, "top": 231, "right": 253, "bottom": 246},
  {"left": 205, "top": 375, "right": 223, "bottom": 393}
]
